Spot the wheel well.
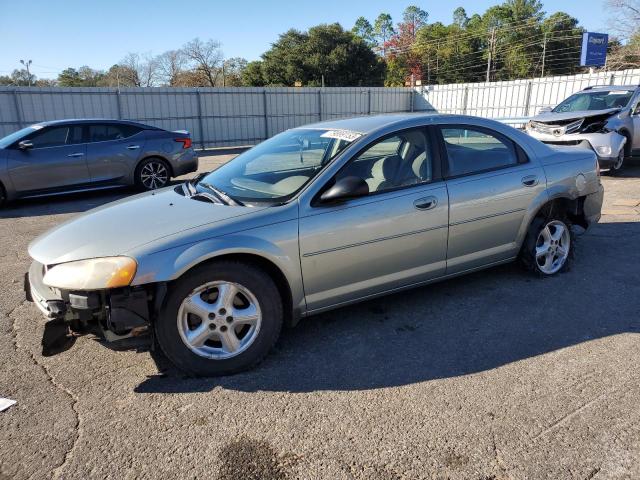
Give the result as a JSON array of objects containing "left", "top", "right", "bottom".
[
  {"left": 179, "top": 253, "right": 295, "bottom": 327},
  {"left": 618, "top": 129, "right": 632, "bottom": 156},
  {"left": 534, "top": 197, "right": 588, "bottom": 228},
  {"left": 136, "top": 156, "right": 174, "bottom": 178}
]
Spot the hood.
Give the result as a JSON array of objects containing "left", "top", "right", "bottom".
[
  {"left": 531, "top": 108, "right": 620, "bottom": 123},
  {"left": 29, "top": 187, "right": 268, "bottom": 265}
]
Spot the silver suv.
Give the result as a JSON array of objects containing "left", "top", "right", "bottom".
[{"left": 525, "top": 85, "right": 640, "bottom": 174}]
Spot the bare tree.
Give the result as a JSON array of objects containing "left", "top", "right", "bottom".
[
  {"left": 607, "top": 0, "right": 640, "bottom": 39},
  {"left": 182, "top": 38, "right": 224, "bottom": 86},
  {"left": 119, "top": 52, "right": 160, "bottom": 87},
  {"left": 157, "top": 50, "right": 187, "bottom": 86}
]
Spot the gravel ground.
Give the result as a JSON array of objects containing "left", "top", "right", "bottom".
[{"left": 1, "top": 153, "right": 639, "bottom": 480}]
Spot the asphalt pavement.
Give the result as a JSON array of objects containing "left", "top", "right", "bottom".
[{"left": 1, "top": 153, "right": 639, "bottom": 480}]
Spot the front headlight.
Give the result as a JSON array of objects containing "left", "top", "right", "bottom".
[
  {"left": 43, "top": 256, "right": 137, "bottom": 290},
  {"left": 595, "top": 145, "right": 612, "bottom": 156}
]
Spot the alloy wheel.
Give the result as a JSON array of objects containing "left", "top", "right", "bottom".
[
  {"left": 535, "top": 220, "right": 570, "bottom": 274},
  {"left": 612, "top": 149, "right": 624, "bottom": 171},
  {"left": 177, "top": 281, "right": 262, "bottom": 360},
  {"left": 140, "top": 161, "right": 169, "bottom": 189}
]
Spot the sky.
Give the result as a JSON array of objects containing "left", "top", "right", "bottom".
[{"left": 0, "top": 0, "right": 613, "bottom": 79}]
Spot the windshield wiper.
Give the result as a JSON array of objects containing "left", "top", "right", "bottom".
[{"left": 199, "top": 182, "right": 244, "bottom": 206}]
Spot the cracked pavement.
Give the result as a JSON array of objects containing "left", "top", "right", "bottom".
[{"left": 1, "top": 154, "right": 639, "bottom": 479}]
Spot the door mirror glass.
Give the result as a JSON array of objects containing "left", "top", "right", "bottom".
[
  {"left": 18, "top": 140, "right": 33, "bottom": 150},
  {"left": 633, "top": 104, "right": 640, "bottom": 115},
  {"left": 320, "top": 176, "right": 369, "bottom": 203}
]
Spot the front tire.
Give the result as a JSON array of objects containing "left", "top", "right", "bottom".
[
  {"left": 155, "top": 261, "right": 283, "bottom": 376},
  {"left": 607, "top": 148, "right": 625, "bottom": 176},
  {"left": 521, "top": 214, "right": 573, "bottom": 276},
  {"left": 135, "top": 157, "right": 171, "bottom": 191}
]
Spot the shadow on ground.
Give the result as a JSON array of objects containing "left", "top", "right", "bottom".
[{"left": 134, "top": 220, "right": 640, "bottom": 394}]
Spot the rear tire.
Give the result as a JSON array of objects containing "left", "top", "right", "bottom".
[
  {"left": 135, "top": 157, "right": 171, "bottom": 191},
  {"left": 520, "top": 213, "right": 573, "bottom": 276},
  {"left": 0, "top": 182, "right": 5, "bottom": 208},
  {"left": 154, "top": 261, "right": 283, "bottom": 376}
]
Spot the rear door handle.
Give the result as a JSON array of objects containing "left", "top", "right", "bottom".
[
  {"left": 521, "top": 175, "right": 539, "bottom": 187},
  {"left": 127, "top": 145, "right": 140, "bottom": 150},
  {"left": 67, "top": 152, "right": 84, "bottom": 158},
  {"left": 414, "top": 196, "right": 438, "bottom": 210}
]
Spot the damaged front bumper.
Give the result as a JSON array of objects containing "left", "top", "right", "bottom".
[
  {"left": 26, "top": 261, "right": 160, "bottom": 341},
  {"left": 527, "top": 129, "right": 627, "bottom": 167}
]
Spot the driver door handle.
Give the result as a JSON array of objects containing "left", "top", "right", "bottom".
[
  {"left": 67, "top": 152, "right": 84, "bottom": 158},
  {"left": 414, "top": 196, "right": 438, "bottom": 210},
  {"left": 127, "top": 145, "right": 140, "bottom": 150},
  {"left": 521, "top": 175, "right": 539, "bottom": 187}
]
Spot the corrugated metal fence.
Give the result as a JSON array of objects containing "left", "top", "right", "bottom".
[
  {"left": 416, "top": 68, "right": 640, "bottom": 119},
  {"left": 0, "top": 87, "right": 413, "bottom": 148},
  {"left": 3, "top": 69, "right": 640, "bottom": 147}
]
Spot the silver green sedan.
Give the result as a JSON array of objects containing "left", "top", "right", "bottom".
[{"left": 26, "top": 114, "right": 604, "bottom": 376}]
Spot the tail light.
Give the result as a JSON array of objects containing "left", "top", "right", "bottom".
[{"left": 175, "top": 137, "right": 192, "bottom": 149}]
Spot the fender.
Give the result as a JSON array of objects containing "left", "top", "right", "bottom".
[{"left": 132, "top": 223, "right": 307, "bottom": 318}]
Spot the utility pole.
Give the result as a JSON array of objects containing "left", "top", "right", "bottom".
[
  {"left": 222, "top": 61, "right": 226, "bottom": 87},
  {"left": 541, "top": 31, "right": 548, "bottom": 77},
  {"left": 486, "top": 28, "right": 496, "bottom": 83},
  {"left": 20, "top": 59, "right": 32, "bottom": 86}
]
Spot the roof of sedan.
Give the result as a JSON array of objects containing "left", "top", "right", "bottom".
[
  {"left": 584, "top": 84, "right": 639, "bottom": 91},
  {"left": 298, "top": 113, "right": 447, "bottom": 134},
  {"left": 34, "top": 119, "right": 158, "bottom": 129}
]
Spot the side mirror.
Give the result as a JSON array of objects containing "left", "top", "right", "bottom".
[
  {"left": 538, "top": 107, "right": 552, "bottom": 114},
  {"left": 319, "top": 176, "right": 369, "bottom": 204},
  {"left": 632, "top": 104, "right": 640, "bottom": 116},
  {"left": 18, "top": 140, "right": 33, "bottom": 150}
]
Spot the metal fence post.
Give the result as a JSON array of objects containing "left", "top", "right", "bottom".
[
  {"left": 196, "top": 89, "right": 205, "bottom": 150},
  {"left": 318, "top": 89, "right": 323, "bottom": 121},
  {"left": 263, "top": 89, "right": 269, "bottom": 140},
  {"left": 409, "top": 88, "right": 414, "bottom": 112},
  {"left": 12, "top": 89, "right": 24, "bottom": 128},
  {"left": 115, "top": 89, "right": 122, "bottom": 119},
  {"left": 462, "top": 86, "right": 469, "bottom": 115},
  {"left": 523, "top": 81, "right": 533, "bottom": 117},
  {"left": 609, "top": 73, "right": 616, "bottom": 85},
  {"left": 368, "top": 89, "right": 372, "bottom": 115}
]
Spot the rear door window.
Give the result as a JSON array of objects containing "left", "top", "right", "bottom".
[
  {"left": 440, "top": 127, "right": 519, "bottom": 177},
  {"left": 88, "top": 124, "right": 142, "bottom": 142}
]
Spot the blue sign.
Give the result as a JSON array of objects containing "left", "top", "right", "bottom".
[{"left": 580, "top": 32, "right": 608, "bottom": 67}]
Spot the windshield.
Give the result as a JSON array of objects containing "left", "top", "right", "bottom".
[
  {"left": 0, "top": 126, "right": 40, "bottom": 149},
  {"left": 195, "top": 128, "right": 360, "bottom": 204},
  {"left": 553, "top": 90, "right": 633, "bottom": 113}
]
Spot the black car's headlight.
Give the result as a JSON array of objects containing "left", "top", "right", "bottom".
[{"left": 43, "top": 257, "right": 137, "bottom": 290}]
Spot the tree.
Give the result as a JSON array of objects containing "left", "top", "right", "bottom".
[
  {"left": 453, "top": 7, "right": 469, "bottom": 28},
  {"left": 402, "top": 5, "right": 429, "bottom": 40},
  {"left": 374, "top": 13, "right": 395, "bottom": 56},
  {"left": 352, "top": 16, "right": 375, "bottom": 45},
  {"left": 242, "top": 61, "right": 266, "bottom": 86},
  {"left": 222, "top": 57, "right": 248, "bottom": 86},
  {"left": 98, "top": 64, "right": 140, "bottom": 87},
  {"left": 57, "top": 66, "right": 104, "bottom": 86},
  {"left": 257, "top": 24, "right": 385, "bottom": 86},
  {"left": 157, "top": 50, "right": 187, "bottom": 86},
  {"left": 118, "top": 53, "right": 160, "bottom": 87},
  {"left": 607, "top": 0, "right": 640, "bottom": 38},
  {"left": 182, "top": 38, "right": 224, "bottom": 87},
  {"left": 5, "top": 69, "right": 36, "bottom": 86}
]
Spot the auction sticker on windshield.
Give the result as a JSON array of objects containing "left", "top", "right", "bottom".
[{"left": 321, "top": 129, "right": 363, "bottom": 142}]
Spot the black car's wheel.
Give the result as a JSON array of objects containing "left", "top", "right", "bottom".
[
  {"left": 521, "top": 213, "right": 573, "bottom": 276},
  {"left": 155, "top": 261, "right": 283, "bottom": 376},
  {"left": 135, "top": 157, "right": 171, "bottom": 191}
]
